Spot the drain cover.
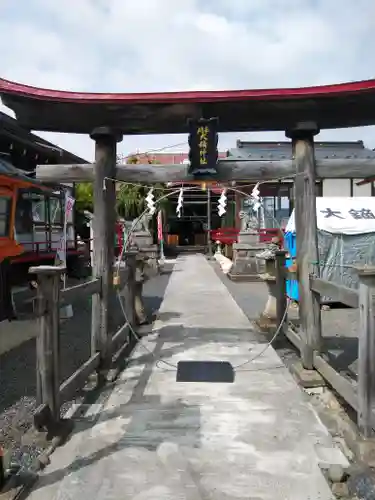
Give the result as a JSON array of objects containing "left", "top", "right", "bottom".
[{"left": 176, "top": 360, "right": 235, "bottom": 383}]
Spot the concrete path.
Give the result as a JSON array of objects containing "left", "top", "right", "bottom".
[{"left": 27, "top": 254, "right": 347, "bottom": 500}]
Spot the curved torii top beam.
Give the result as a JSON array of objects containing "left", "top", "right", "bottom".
[{"left": 1, "top": 77, "right": 375, "bottom": 135}]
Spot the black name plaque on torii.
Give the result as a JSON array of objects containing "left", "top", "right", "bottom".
[{"left": 188, "top": 117, "right": 219, "bottom": 177}]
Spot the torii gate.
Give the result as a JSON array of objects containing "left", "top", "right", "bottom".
[{"left": 2, "top": 77, "right": 375, "bottom": 372}]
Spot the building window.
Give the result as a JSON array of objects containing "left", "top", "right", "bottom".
[
  {"left": 262, "top": 196, "right": 290, "bottom": 228},
  {"left": 15, "top": 194, "right": 33, "bottom": 234},
  {"left": 49, "top": 196, "right": 63, "bottom": 225},
  {"left": 0, "top": 196, "right": 11, "bottom": 237},
  {"left": 260, "top": 183, "right": 294, "bottom": 228},
  {"left": 31, "top": 194, "right": 47, "bottom": 223}
]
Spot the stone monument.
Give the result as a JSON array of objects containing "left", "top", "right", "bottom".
[
  {"left": 238, "top": 211, "right": 259, "bottom": 243},
  {"left": 129, "top": 213, "right": 159, "bottom": 277},
  {"left": 228, "top": 209, "right": 267, "bottom": 282},
  {"left": 131, "top": 213, "right": 153, "bottom": 246}
]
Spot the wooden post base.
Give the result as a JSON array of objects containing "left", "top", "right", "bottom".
[
  {"left": 289, "top": 361, "right": 325, "bottom": 389},
  {"left": 134, "top": 281, "right": 148, "bottom": 325}
]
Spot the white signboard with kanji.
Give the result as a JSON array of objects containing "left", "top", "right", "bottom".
[{"left": 286, "top": 197, "right": 375, "bottom": 235}]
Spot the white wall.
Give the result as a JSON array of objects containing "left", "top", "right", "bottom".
[
  {"left": 322, "top": 179, "right": 351, "bottom": 197},
  {"left": 322, "top": 178, "right": 373, "bottom": 197},
  {"left": 352, "top": 179, "right": 372, "bottom": 197}
]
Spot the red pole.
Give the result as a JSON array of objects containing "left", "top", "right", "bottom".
[{"left": 115, "top": 221, "right": 123, "bottom": 256}]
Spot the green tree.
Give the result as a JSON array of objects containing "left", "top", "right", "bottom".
[
  {"left": 116, "top": 154, "right": 168, "bottom": 219},
  {"left": 74, "top": 154, "right": 169, "bottom": 220},
  {"left": 75, "top": 182, "right": 93, "bottom": 212}
]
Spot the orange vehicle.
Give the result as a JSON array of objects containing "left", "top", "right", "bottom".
[
  {"left": 0, "top": 157, "right": 87, "bottom": 286},
  {"left": 0, "top": 158, "right": 51, "bottom": 263}
]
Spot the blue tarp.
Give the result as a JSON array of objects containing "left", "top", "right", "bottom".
[
  {"left": 284, "top": 198, "right": 375, "bottom": 303},
  {"left": 284, "top": 231, "right": 299, "bottom": 301},
  {"left": 284, "top": 228, "right": 375, "bottom": 302}
]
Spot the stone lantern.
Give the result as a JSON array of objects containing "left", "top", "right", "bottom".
[
  {"left": 256, "top": 239, "right": 281, "bottom": 331},
  {"left": 228, "top": 211, "right": 267, "bottom": 281}
]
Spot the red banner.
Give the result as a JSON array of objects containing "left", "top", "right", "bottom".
[{"left": 157, "top": 211, "right": 163, "bottom": 242}]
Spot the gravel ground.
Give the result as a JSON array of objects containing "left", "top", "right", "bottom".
[{"left": 0, "top": 263, "right": 173, "bottom": 468}]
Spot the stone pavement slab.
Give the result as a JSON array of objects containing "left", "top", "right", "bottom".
[{"left": 26, "top": 254, "right": 347, "bottom": 500}]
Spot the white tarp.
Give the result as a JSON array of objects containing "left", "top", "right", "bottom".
[{"left": 285, "top": 197, "right": 375, "bottom": 235}]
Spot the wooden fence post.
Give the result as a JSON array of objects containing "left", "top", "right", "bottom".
[
  {"left": 90, "top": 127, "right": 123, "bottom": 383},
  {"left": 286, "top": 122, "right": 322, "bottom": 369},
  {"left": 357, "top": 266, "right": 375, "bottom": 438},
  {"left": 30, "top": 265, "right": 64, "bottom": 425},
  {"left": 124, "top": 251, "right": 137, "bottom": 329},
  {"left": 275, "top": 250, "right": 287, "bottom": 336},
  {"left": 134, "top": 254, "right": 148, "bottom": 325}
]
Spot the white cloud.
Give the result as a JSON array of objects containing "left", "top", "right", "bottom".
[{"left": 0, "top": 0, "right": 374, "bottom": 160}]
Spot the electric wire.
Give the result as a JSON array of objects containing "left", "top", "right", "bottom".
[
  {"left": 117, "top": 142, "right": 187, "bottom": 161},
  {"left": 111, "top": 179, "right": 291, "bottom": 373}
]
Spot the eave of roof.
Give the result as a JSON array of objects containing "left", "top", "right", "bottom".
[{"left": 0, "top": 110, "right": 88, "bottom": 163}]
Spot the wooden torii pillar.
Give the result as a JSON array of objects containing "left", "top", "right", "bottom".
[
  {"left": 286, "top": 122, "right": 322, "bottom": 370},
  {"left": 90, "top": 127, "right": 123, "bottom": 382}
]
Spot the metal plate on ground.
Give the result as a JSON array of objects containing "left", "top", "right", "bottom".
[{"left": 176, "top": 360, "right": 235, "bottom": 383}]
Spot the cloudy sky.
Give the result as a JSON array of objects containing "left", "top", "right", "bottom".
[{"left": 1, "top": 0, "right": 375, "bottom": 161}]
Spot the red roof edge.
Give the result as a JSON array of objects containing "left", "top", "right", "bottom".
[{"left": 1, "top": 77, "right": 375, "bottom": 104}]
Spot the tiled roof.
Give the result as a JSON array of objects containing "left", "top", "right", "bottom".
[{"left": 228, "top": 140, "right": 375, "bottom": 161}]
